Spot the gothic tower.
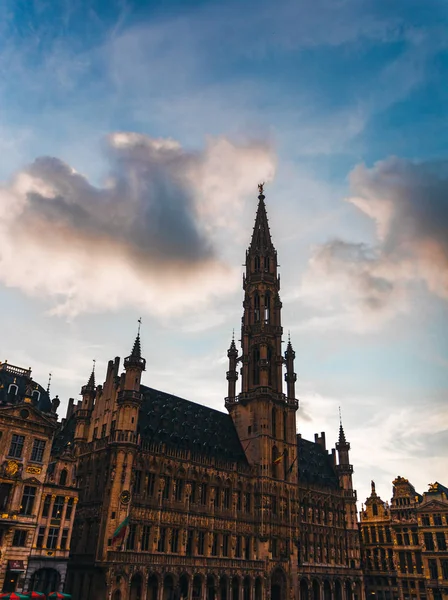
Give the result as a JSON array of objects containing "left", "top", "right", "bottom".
[
  {"left": 336, "top": 416, "right": 361, "bottom": 568},
  {"left": 226, "top": 185, "right": 298, "bottom": 480}
]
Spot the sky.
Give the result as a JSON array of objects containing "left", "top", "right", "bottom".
[{"left": 0, "top": 0, "right": 447, "bottom": 507}]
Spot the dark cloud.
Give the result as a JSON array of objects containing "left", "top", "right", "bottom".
[{"left": 0, "top": 133, "right": 276, "bottom": 316}]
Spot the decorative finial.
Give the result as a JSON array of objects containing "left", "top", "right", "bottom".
[
  {"left": 47, "top": 372, "right": 52, "bottom": 394},
  {"left": 258, "top": 182, "right": 265, "bottom": 196},
  {"left": 288, "top": 330, "right": 291, "bottom": 343},
  {"left": 137, "top": 317, "right": 142, "bottom": 336},
  {"left": 232, "top": 328, "right": 235, "bottom": 342},
  {"left": 92, "top": 359, "right": 96, "bottom": 373},
  {"left": 339, "top": 406, "right": 342, "bottom": 425}
]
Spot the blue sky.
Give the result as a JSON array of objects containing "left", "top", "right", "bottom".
[{"left": 1, "top": 0, "right": 447, "bottom": 505}]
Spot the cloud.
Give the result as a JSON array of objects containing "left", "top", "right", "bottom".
[
  {"left": 297, "top": 157, "right": 448, "bottom": 331},
  {"left": 0, "top": 133, "right": 275, "bottom": 317}
]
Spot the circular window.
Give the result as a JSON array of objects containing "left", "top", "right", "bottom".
[{"left": 20, "top": 409, "right": 30, "bottom": 419}]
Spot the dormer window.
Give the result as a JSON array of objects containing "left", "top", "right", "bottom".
[
  {"left": 32, "top": 390, "right": 40, "bottom": 403},
  {"left": 7, "top": 384, "right": 18, "bottom": 395}
]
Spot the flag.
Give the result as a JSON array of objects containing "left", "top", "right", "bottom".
[
  {"left": 273, "top": 449, "right": 286, "bottom": 465},
  {"left": 112, "top": 515, "right": 130, "bottom": 542}
]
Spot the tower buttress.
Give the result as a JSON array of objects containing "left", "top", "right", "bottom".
[
  {"left": 116, "top": 327, "right": 146, "bottom": 435},
  {"left": 74, "top": 364, "right": 96, "bottom": 451},
  {"left": 226, "top": 185, "right": 298, "bottom": 480}
]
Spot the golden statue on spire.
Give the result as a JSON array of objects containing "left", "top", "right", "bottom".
[{"left": 258, "top": 182, "right": 264, "bottom": 195}]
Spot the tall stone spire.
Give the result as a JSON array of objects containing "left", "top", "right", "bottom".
[
  {"left": 249, "top": 183, "right": 275, "bottom": 254},
  {"left": 226, "top": 185, "right": 298, "bottom": 479}
]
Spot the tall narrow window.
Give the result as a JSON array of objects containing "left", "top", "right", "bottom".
[
  {"left": 252, "top": 347, "right": 260, "bottom": 386},
  {"left": 141, "top": 525, "right": 151, "bottom": 551},
  {"left": 126, "top": 524, "right": 136, "bottom": 550},
  {"left": 272, "top": 408, "right": 277, "bottom": 437},
  {"left": 254, "top": 255, "right": 260, "bottom": 271},
  {"left": 60, "top": 528, "right": 69, "bottom": 550},
  {"left": 8, "top": 434, "right": 24, "bottom": 458},
  {"left": 266, "top": 346, "right": 272, "bottom": 386},
  {"left": 254, "top": 293, "right": 260, "bottom": 323},
  {"left": 20, "top": 486, "right": 36, "bottom": 515},
  {"left": 31, "top": 439, "right": 46, "bottom": 462},
  {"left": 264, "top": 292, "right": 271, "bottom": 323},
  {"left": 264, "top": 256, "right": 269, "bottom": 272}
]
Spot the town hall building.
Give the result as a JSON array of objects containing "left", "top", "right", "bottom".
[{"left": 65, "top": 186, "right": 364, "bottom": 600}]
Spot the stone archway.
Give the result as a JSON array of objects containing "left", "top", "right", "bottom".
[
  {"left": 300, "top": 579, "right": 309, "bottom": 600},
  {"left": 323, "top": 581, "right": 332, "bottom": 600},
  {"left": 345, "top": 581, "right": 352, "bottom": 600},
  {"left": 179, "top": 574, "right": 189, "bottom": 600},
  {"left": 271, "top": 568, "right": 286, "bottom": 600},
  {"left": 231, "top": 577, "right": 240, "bottom": 600},
  {"left": 207, "top": 575, "right": 216, "bottom": 600},
  {"left": 130, "top": 573, "right": 143, "bottom": 600},
  {"left": 193, "top": 575, "right": 203, "bottom": 600},
  {"left": 220, "top": 576, "right": 229, "bottom": 600},
  {"left": 243, "top": 577, "right": 251, "bottom": 600},
  {"left": 255, "top": 578, "right": 262, "bottom": 600},
  {"left": 312, "top": 580, "right": 320, "bottom": 600},
  {"left": 335, "top": 581, "right": 342, "bottom": 600},
  {"left": 164, "top": 575, "right": 175, "bottom": 600},
  {"left": 148, "top": 574, "right": 159, "bottom": 600},
  {"left": 30, "top": 568, "right": 61, "bottom": 594}
]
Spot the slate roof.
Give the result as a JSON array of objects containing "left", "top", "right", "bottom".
[
  {"left": 138, "top": 386, "right": 248, "bottom": 464},
  {"left": 0, "top": 363, "right": 52, "bottom": 413},
  {"left": 297, "top": 436, "right": 339, "bottom": 489},
  {"left": 52, "top": 412, "right": 77, "bottom": 455}
]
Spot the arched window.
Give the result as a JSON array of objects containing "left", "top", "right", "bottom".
[
  {"left": 264, "top": 292, "right": 271, "bottom": 323},
  {"left": 272, "top": 408, "right": 277, "bottom": 437},
  {"left": 254, "top": 293, "right": 260, "bottom": 323},
  {"left": 7, "top": 384, "right": 18, "bottom": 395},
  {"left": 264, "top": 256, "right": 269, "bottom": 272},
  {"left": 254, "top": 255, "right": 260, "bottom": 272},
  {"left": 283, "top": 412, "right": 287, "bottom": 440},
  {"left": 267, "top": 347, "right": 273, "bottom": 386},
  {"left": 252, "top": 347, "right": 260, "bottom": 386},
  {"left": 32, "top": 390, "right": 41, "bottom": 402},
  {"left": 59, "top": 469, "right": 68, "bottom": 486}
]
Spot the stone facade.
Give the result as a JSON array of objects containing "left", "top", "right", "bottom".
[
  {"left": 360, "top": 478, "right": 448, "bottom": 600},
  {"left": 0, "top": 361, "right": 78, "bottom": 594},
  {"left": 65, "top": 189, "right": 364, "bottom": 600}
]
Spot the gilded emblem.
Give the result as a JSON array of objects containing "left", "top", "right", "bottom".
[
  {"left": 26, "top": 465, "right": 42, "bottom": 475},
  {"left": 5, "top": 461, "right": 19, "bottom": 477}
]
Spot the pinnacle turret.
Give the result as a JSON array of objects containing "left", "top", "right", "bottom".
[{"left": 124, "top": 320, "right": 146, "bottom": 371}]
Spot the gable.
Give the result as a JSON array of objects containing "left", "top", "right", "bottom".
[
  {"left": 0, "top": 403, "right": 56, "bottom": 430},
  {"left": 418, "top": 499, "right": 448, "bottom": 511}
]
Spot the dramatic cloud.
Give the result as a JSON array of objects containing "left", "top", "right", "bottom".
[
  {"left": 0, "top": 133, "right": 275, "bottom": 317},
  {"left": 298, "top": 157, "right": 448, "bottom": 331}
]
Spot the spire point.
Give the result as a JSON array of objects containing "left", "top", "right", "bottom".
[
  {"left": 338, "top": 408, "right": 347, "bottom": 445},
  {"left": 46, "top": 372, "right": 52, "bottom": 395},
  {"left": 87, "top": 360, "right": 96, "bottom": 388},
  {"left": 258, "top": 182, "right": 265, "bottom": 200}
]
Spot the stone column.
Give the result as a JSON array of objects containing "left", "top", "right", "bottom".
[{"left": 140, "top": 573, "right": 148, "bottom": 600}]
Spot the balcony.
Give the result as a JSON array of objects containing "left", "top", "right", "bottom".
[
  {"left": 117, "top": 390, "right": 143, "bottom": 404},
  {"left": 107, "top": 552, "right": 265, "bottom": 571}
]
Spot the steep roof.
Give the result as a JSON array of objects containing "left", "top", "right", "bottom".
[
  {"left": 297, "top": 436, "right": 339, "bottom": 489},
  {"left": 138, "top": 386, "right": 248, "bottom": 464}
]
